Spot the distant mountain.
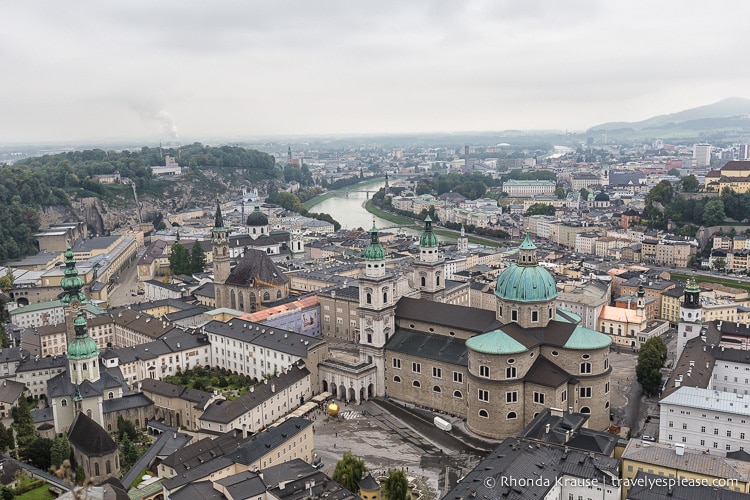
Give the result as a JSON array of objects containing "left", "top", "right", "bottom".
[{"left": 588, "top": 97, "right": 750, "bottom": 132}]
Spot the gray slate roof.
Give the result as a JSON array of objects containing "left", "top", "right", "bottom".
[
  {"left": 386, "top": 329, "right": 468, "bottom": 366},
  {"left": 395, "top": 296, "right": 499, "bottom": 333},
  {"left": 226, "top": 248, "right": 289, "bottom": 287},
  {"left": 202, "top": 319, "right": 323, "bottom": 357}
]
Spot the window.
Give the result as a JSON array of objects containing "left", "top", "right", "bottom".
[
  {"left": 433, "top": 385, "right": 441, "bottom": 393},
  {"left": 701, "top": 426, "right": 706, "bottom": 433},
  {"left": 433, "top": 367, "right": 442, "bottom": 378},
  {"left": 479, "top": 365, "right": 490, "bottom": 377},
  {"left": 669, "top": 421, "right": 674, "bottom": 428},
  {"left": 61, "top": 399, "right": 67, "bottom": 407},
  {"left": 453, "top": 390, "right": 462, "bottom": 398},
  {"left": 478, "top": 389, "right": 489, "bottom": 402},
  {"left": 507, "top": 411, "right": 517, "bottom": 419},
  {"left": 506, "top": 367, "right": 517, "bottom": 379},
  {"left": 561, "top": 390, "right": 567, "bottom": 402},
  {"left": 94, "top": 463, "right": 100, "bottom": 476},
  {"left": 683, "top": 423, "right": 688, "bottom": 430},
  {"left": 728, "top": 430, "right": 733, "bottom": 437},
  {"left": 108, "top": 392, "right": 114, "bottom": 399},
  {"left": 106, "top": 460, "right": 111, "bottom": 474},
  {"left": 393, "top": 358, "right": 401, "bottom": 369},
  {"left": 580, "top": 387, "right": 592, "bottom": 398},
  {"left": 393, "top": 376, "right": 401, "bottom": 383},
  {"left": 532, "top": 310, "right": 538, "bottom": 322},
  {"left": 478, "top": 409, "right": 489, "bottom": 418},
  {"left": 412, "top": 380, "right": 421, "bottom": 388},
  {"left": 605, "top": 382, "right": 610, "bottom": 394},
  {"left": 506, "top": 391, "right": 518, "bottom": 403},
  {"left": 453, "top": 372, "right": 463, "bottom": 383},
  {"left": 580, "top": 362, "right": 591, "bottom": 374},
  {"left": 511, "top": 310, "right": 518, "bottom": 321},
  {"left": 580, "top": 406, "right": 591, "bottom": 414},
  {"left": 701, "top": 440, "right": 705, "bottom": 446},
  {"left": 366, "top": 293, "right": 372, "bottom": 304},
  {"left": 604, "top": 358, "right": 609, "bottom": 369},
  {"left": 533, "top": 392, "right": 545, "bottom": 404},
  {"left": 715, "top": 428, "right": 719, "bottom": 435},
  {"left": 412, "top": 362, "right": 421, "bottom": 374}
]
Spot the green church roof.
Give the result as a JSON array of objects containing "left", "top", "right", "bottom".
[
  {"left": 67, "top": 311, "right": 99, "bottom": 360},
  {"left": 518, "top": 234, "right": 537, "bottom": 250},
  {"left": 365, "top": 221, "right": 386, "bottom": 261},
  {"left": 495, "top": 264, "right": 558, "bottom": 303},
  {"left": 60, "top": 246, "right": 86, "bottom": 306},
  {"left": 564, "top": 325, "right": 612, "bottom": 350},
  {"left": 419, "top": 215, "right": 439, "bottom": 248},
  {"left": 466, "top": 328, "right": 528, "bottom": 355}
]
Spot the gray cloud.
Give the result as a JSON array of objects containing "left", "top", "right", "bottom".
[{"left": 1, "top": 0, "right": 750, "bottom": 142}]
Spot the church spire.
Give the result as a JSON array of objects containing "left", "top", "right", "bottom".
[
  {"left": 517, "top": 234, "right": 538, "bottom": 266},
  {"left": 214, "top": 197, "right": 224, "bottom": 229},
  {"left": 60, "top": 246, "right": 86, "bottom": 306}
]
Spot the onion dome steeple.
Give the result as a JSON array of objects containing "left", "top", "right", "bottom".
[
  {"left": 60, "top": 246, "right": 86, "bottom": 305},
  {"left": 419, "top": 215, "right": 439, "bottom": 248},
  {"left": 365, "top": 218, "right": 386, "bottom": 261},
  {"left": 67, "top": 311, "right": 98, "bottom": 360},
  {"left": 683, "top": 276, "right": 701, "bottom": 309}
]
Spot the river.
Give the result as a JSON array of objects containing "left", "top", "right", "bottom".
[{"left": 308, "top": 181, "right": 418, "bottom": 236}]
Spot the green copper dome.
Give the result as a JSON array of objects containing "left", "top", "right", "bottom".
[
  {"left": 365, "top": 221, "right": 386, "bottom": 261},
  {"left": 419, "top": 216, "right": 439, "bottom": 248},
  {"left": 494, "top": 234, "right": 557, "bottom": 303},
  {"left": 564, "top": 325, "right": 612, "bottom": 350},
  {"left": 495, "top": 265, "right": 558, "bottom": 302},
  {"left": 67, "top": 311, "right": 99, "bottom": 360},
  {"left": 60, "top": 246, "right": 86, "bottom": 305},
  {"left": 466, "top": 328, "right": 528, "bottom": 355}
]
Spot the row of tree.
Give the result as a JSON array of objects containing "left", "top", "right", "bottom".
[
  {"left": 635, "top": 337, "right": 667, "bottom": 396},
  {"left": 333, "top": 451, "right": 409, "bottom": 499},
  {"left": 168, "top": 242, "right": 208, "bottom": 276}
]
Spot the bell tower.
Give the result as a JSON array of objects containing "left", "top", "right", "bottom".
[
  {"left": 412, "top": 216, "right": 445, "bottom": 302},
  {"left": 212, "top": 198, "right": 230, "bottom": 286},
  {"left": 676, "top": 277, "right": 702, "bottom": 362},
  {"left": 60, "top": 246, "right": 87, "bottom": 343},
  {"left": 358, "top": 220, "right": 394, "bottom": 397}
]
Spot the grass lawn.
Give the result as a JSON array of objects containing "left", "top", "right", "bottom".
[
  {"left": 17, "top": 486, "right": 54, "bottom": 500},
  {"left": 671, "top": 273, "right": 750, "bottom": 294},
  {"left": 364, "top": 200, "right": 419, "bottom": 226}
]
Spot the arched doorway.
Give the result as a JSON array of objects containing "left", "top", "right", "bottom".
[
  {"left": 339, "top": 385, "right": 346, "bottom": 401},
  {"left": 331, "top": 384, "right": 337, "bottom": 398},
  {"left": 359, "top": 387, "right": 366, "bottom": 402},
  {"left": 348, "top": 387, "right": 356, "bottom": 403},
  {"left": 367, "top": 384, "right": 374, "bottom": 398},
  {"left": 322, "top": 380, "right": 328, "bottom": 392}
]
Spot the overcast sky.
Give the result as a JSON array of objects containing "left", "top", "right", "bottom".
[{"left": 3, "top": 1, "right": 750, "bottom": 143}]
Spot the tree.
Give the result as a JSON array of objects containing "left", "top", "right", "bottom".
[
  {"left": 713, "top": 257, "right": 726, "bottom": 272},
  {"left": 702, "top": 199, "right": 726, "bottom": 227},
  {"left": 579, "top": 188, "right": 590, "bottom": 200},
  {"left": 0, "top": 324, "right": 9, "bottom": 349},
  {"left": 12, "top": 396, "right": 36, "bottom": 448},
  {"left": 382, "top": 469, "right": 409, "bottom": 500},
  {"left": 525, "top": 203, "right": 556, "bottom": 216},
  {"left": 50, "top": 435, "right": 71, "bottom": 469},
  {"left": 190, "top": 242, "right": 207, "bottom": 274},
  {"left": 19, "top": 436, "right": 53, "bottom": 470},
  {"left": 667, "top": 168, "right": 681, "bottom": 178},
  {"left": 554, "top": 186, "right": 566, "bottom": 199},
  {"left": 647, "top": 180, "right": 674, "bottom": 204},
  {"left": 636, "top": 337, "right": 667, "bottom": 396},
  {"left": 117, "top": 415, "right": 138, "bottom": 441},
  {"left": 119, "top": 433, "right": 138, "bottom": 468},
  {"left": 0, "top": 276, "right": 10, "bottom": 292},
  {"left": 168, "top": 242, "right": 192, "bottom": 276},
  {"left": 75, "top": 465, "right": 85, "bottom": 485},
  {"left": 681, "top": 174, "right": 700, "bottom": 192},
  {"left": 332, "top": 451, "right": 366, "bottom": 493}
]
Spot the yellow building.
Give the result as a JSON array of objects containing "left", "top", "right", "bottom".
[{"left": 621, "top": 440, "right": 750, "bottom": 498}]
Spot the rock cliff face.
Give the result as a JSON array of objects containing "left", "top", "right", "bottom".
[{"left": 39, "top": 176, "right": 266, "bottom": 233}]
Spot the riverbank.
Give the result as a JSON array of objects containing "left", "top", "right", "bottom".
[
  {"left": 303, "top": 177, "right": 387, "bottom": 210},
  {"left": 365, "top": 200, "right": 505, "bottom": 248}
]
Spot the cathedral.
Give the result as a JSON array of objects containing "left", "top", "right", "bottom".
[
  {"left": 318, "top": 219, "right": 613, "bottom": 439},
  {"left": 212, "top": 200, "right": 291, "bottom": 312}
]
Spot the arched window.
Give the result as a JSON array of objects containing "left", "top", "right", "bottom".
[
  {"left": 94, "top": 463, "right": 100, "bottom": 476},
  {"left": 433, "top": 385, "right": 441, "bottom": 393},
  {"left": 421, "top": 277, "right": 426, "bottom": 287},
  {"left": 436, "top": 273, "right": 440, "bottom": 286},
  {"left": 61, "top": 399, "right": 67, "bottom": 407},
  {"left": 507, "top": 411, "right": 517, "bottom": 420},
  {"left": 277, "top": 290, "right": 282, "bottom": 299},
  {"left": 87, "top": 409, "right": 92, "bottom": 418},
  {"left": 263, "top": 292, "right": 270, "bottom": 301},
  {"left": 230, "top": 290, "right": 236, "bottom": 309},
  {"left": 393, "top": 376, "right": 401, "bottom": 383},
  {"left": 453, "top": 390, "right": 462, "bottom": 398},
  {"left": 580, "top": 406, "right": 591, "bottom": 414},
  {"left": 383, "top": 292, "right": 388, "bottom": 303},
  {"left": 609, "top": 326, "right": 613, "bottom": 334},
  {"left": 478, "top": 409, "right": 489, "bottom": 418},
  {"left": 82, "top": 363, "right": 87, "bottom": 371},
  {"left": 106, "top": 460, "right": 111, "bottom": 474},
  {"left": 107, "top": 424, "right": 112, "bottom": 431},
  {"left": 108, "top": 392, "right": 114, "bottom": 399},
  {"left": 366, "top": 293, "right": 372, "bottom": 304},
  {"left": 412, "top": 380, "right": 421, "bottom": 388}
]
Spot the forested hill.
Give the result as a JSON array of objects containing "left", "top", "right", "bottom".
[{"left": 0, "top": 144, "right": 277, "bottom": 263}]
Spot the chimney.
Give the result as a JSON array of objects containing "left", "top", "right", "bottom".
[
  {"left": 271, "top": 384, "right": 276, "bottom": 393},
  {"left": 545, "top": 424, "right": 550, "bottom": 434}
]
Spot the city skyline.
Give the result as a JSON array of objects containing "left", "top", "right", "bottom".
[{"left": 3, "top": 1, "right": 750, "bottom": 143}]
